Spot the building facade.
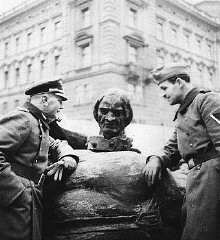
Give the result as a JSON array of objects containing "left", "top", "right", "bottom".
[{"left": 0, "top": 0, "right": 219, "bottom": 127}]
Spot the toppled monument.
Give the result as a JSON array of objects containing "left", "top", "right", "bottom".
[{"left": 44, "top": 89, "right": 186, "bottom": 240}]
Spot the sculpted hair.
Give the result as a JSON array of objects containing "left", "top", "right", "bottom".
[{"left": 93, "top": 88, "right": 133, "bottom": 127}]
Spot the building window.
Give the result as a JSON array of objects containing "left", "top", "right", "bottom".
[
  {"left": 2, "top": 102, "right": 8, "bottom": 115},
  {"left": 54, "top": 20, "right": 61, "bottom": 39},
  {"left": 54, "top": 55, "right": 60, "bottom": 75},
  {"left": 75, "top": 33, "right": 93, "bottom": 68},
  {"left": 75, "top": 85, "right": 83, "bottom": 105},
  {"left": 40, "top": 60, "right": 45, "bottom": 79},
  {"left": 81, "top": 7, "right": 91, "bottom": 28},
  {"left": 184, "top": 33, "right": 190, "bottom": 50},
  {"left": 198, "top": 66, "right": 203, "bottom": 86},
  {"left": 128, "top": 45, "right": 138, "bottom": 64},
  {"left": 196, "top": 36, "right": 202, "bottom": 55},
  {"left": 74, "top": 83, "right": 93, "bottom": 105},
  {"left": 40, "top": 26, "right": 46, "bottom": 43},
  {"left": 207, "top": 42, "right": 213, "bottom": 59},
  {"left": 27, "top": 32, "right": 32, "bottom": 49},
  {"left": 4, "top": 71, "right": 9, "bottom": 89},
  {"left": 208, "top": 71, "right": 213, "bottom": 88},
  {"left": 170, "top": 26, "right": 178, "bottom": 45},
  {"left": 14, "top": 99, "right": 19, "bottom": 108},
  {"left": 128, "top": 83, "right": 143, "bottom": 104},
  {"left": 4, "top": 42, "right": 9, "bottom": 58},
  {"left": 15, "top": 37, "right": 20, "bottom": 53},
  {"left": 80, "top": 44, "right": 91, "bottom": 67},
  {"left": 157, "top": 55, "right": 164, "bottom": 67},
  {"left": 129, "top": 8, "right": 137, "bottom": 28},
  {"left": 27, "top": 64, "right": 32, "bottom": 82},
  {"left": 157, "top": 22, "right": 164, "bottom": 41},
  {"left": 84, "top": 84, "right": 93, "bottom": 103},
  {"left": 15, "top": 67, "right": 20, "bottom": 86}
]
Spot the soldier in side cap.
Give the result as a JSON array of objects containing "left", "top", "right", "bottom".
[
  {"left": 0, "top": 78, "right": 79, "bottom": 240},
  {"left": 144, "top": 63, "right": 220, "bottom": 240}
]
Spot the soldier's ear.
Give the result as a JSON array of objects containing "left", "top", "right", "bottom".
[
  {"left": 41, "top": 95, "right": 49, "bottom": 106},
  {"left": 176, "top": 77, "right": 184, "bottom": 87}
]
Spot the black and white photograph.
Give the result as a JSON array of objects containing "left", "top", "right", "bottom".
[{"left": 0, "top": 0, "right": 219, "bottom": 239}]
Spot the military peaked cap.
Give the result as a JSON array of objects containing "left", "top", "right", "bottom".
[
  {"left": 151, "top": 63, "right": 189, "bottom": 85},
  {"left": 25, "top": 79, "right": 68, "bottom": 101}
]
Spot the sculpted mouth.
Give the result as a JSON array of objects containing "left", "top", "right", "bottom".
[{"left": 104, "top": 124, "right": 116, "bottom": 128}]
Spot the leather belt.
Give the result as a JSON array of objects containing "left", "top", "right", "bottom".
[
  {"left": 187, "top": 149, "right": 219, "bottom": 170},
  {"left": 11, "top": 162, "right": 42, "bottom": 185}
]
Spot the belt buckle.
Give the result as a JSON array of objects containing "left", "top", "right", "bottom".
[{"left": 188, "top": 158, "right": 195, "bottom": 169}]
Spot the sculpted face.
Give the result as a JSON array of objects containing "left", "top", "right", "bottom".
[{"left": 98, "top": 95, "right": 126, "bottom": 139}]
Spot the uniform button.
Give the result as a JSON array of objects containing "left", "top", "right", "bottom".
[
  {"left": 39, "top": 135, "right": 42, "bottom": 139},
  {"left": 35, "top": 159, "right": 38, "bottom": 163},
  {"left": 190, "top": 143, "right": 193, "bottom": 147}
]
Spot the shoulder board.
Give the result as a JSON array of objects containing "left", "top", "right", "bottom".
[{"left": 17, "top": 107, "right": 30, "bottom": 113}]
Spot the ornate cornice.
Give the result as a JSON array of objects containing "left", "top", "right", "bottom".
[
  {"left": 124, "top": 33, "right": 147, "bottom": 47},
  {"left": 75, "top": 32, "right": 93, "bottom": 46}
]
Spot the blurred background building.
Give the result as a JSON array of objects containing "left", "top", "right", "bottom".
[{"left": 0, "top": 0, "right": 219, "bottom": 150}]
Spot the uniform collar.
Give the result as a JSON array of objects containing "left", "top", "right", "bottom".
[
  {"left": 173, "top": 88, "right": 200, "bottom": 121},
  {"left": 22, "top": 102, "right": 50, "bottom": 129}
]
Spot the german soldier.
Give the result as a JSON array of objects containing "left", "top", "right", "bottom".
[
  {"left": 0, "top": 79, "right": 78, "bottom": 240},
  {"left": 144, "top": 63, "right": 220, "bottom": 240}
]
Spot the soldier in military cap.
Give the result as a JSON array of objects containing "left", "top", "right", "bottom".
[
  {"left": 144, "top": 63, "right": 220, "bottom": 240},
  {"left": 0, "top": 78, "right": 79, "bottom": 240}
]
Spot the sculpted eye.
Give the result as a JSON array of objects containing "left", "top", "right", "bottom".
[
  {"left": 99, "top": 108, "right": 108, "bottom": 115},
  {"left": 113, "top": 110, "right": 123, "bottom": 117}
]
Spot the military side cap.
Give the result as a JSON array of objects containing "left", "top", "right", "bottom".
[
  {"left": 151, "top": 63, "right": 189, "bottom": 85},
  {"left": 25, "top": 79, "right": 68, "bottom": 101}
]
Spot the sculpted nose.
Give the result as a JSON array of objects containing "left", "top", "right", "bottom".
[{"left": 106, "top": 112, "right": 115, "bottom": 121}]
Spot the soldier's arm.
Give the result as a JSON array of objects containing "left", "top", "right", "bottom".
[
  {"left": 198, "top": 92, "right": 220, "bottom": 152},
  {"left": 144, "top": 129, "right": 181, "bottom": 186},
  {"left": 49, "top": 121, "right": 87, "bottom": 149},
  {"left": 147, "top": 129, "right": 181, "bottom": 169},
  {"left": 0, "top": 112, "right": 30, "bottom": 206},
  {"left": 160, "top": 129, "right": 182, "bottom": 168}
]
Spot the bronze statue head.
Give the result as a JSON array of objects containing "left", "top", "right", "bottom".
[{"left": 93, "top": 88, "right": 133, "bottom": 139}]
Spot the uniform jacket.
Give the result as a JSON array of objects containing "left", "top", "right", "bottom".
[
  {"left": 0, "top": 101, "right": 76, "bottom": 206},
  {"left": 157, "top": 88, "right": 220, "bottom": 240},
  {"left": 0, "top": 101, "right": 76, "bottom": 240},
  {"left": 159, "top": 89, "right": 220, "bottom": 168}
]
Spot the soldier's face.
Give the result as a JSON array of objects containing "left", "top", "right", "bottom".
[
  {"left": 160, "top": 80, "right": 182, "bottom": 105},
  {"left": 42, "top": 94, "right": 63, "bottom": 121},
  {"left": 98, "top": 95, "right": 126, "bottom": 139}
]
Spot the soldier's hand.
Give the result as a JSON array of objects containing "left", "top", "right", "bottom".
[
  {"left": 46, "top": 160, "right": 65, "bottom": 181},
  {"left": 143, "top": 156, "right": 162, "bottom": 187},
  {"left": 46, "top": 157, "right": 78, "bottom": 181}
]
